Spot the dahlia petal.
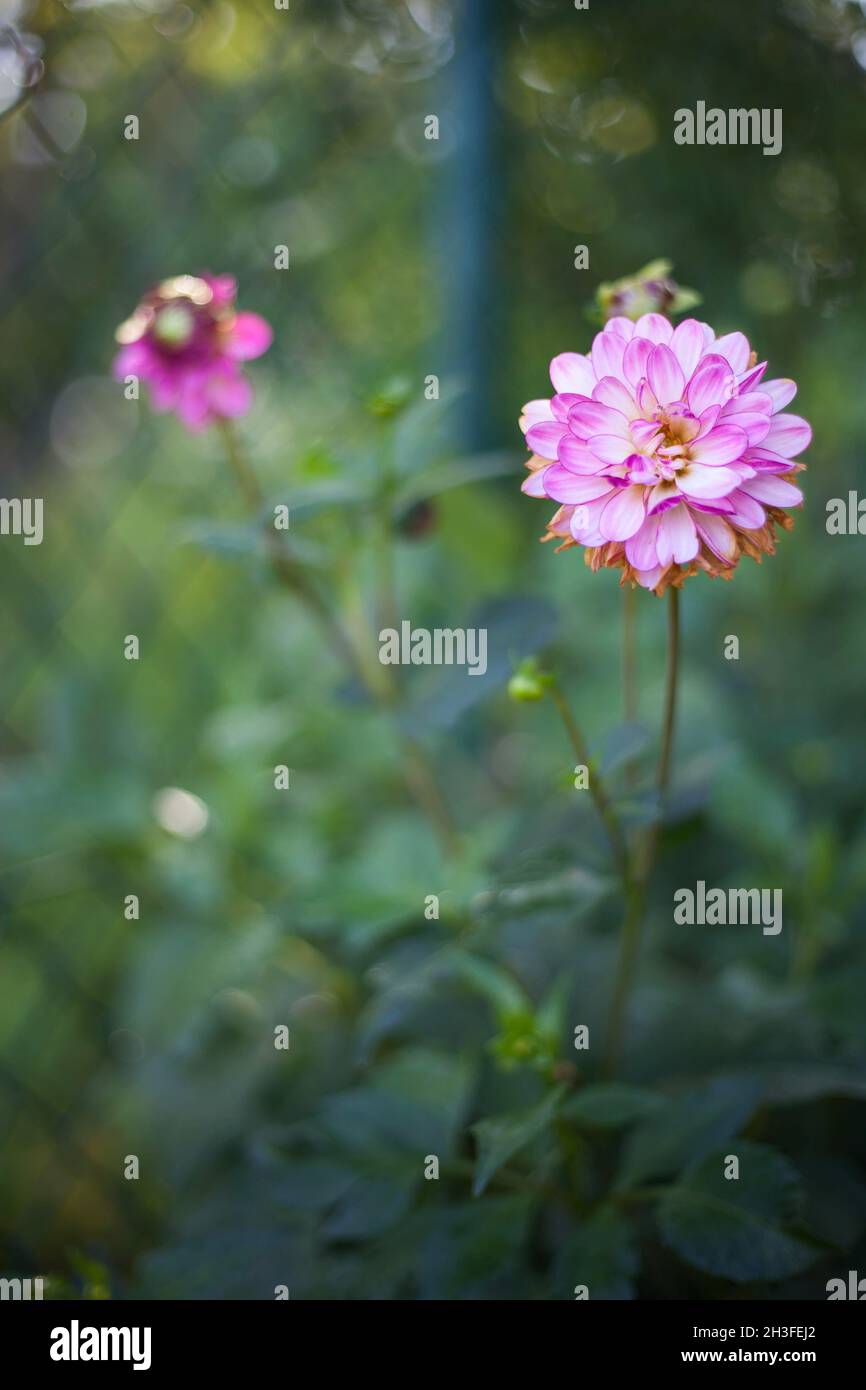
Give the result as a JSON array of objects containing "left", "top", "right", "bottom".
[
  {"left": 226, "top": 311, "right": 273, "bottom": 361},
  {"left": 677, "top": 462, "right": 741, "bottom": 498},
  {"left": 628, "top": 460, "right": 660, "bottom": 485},
  {"left": 686, "top": 496, "right": 735, "bottom": 515},
  {"left": 520, "top": 399, "right": 554, "bottom": 431},
  {"left": 521, "top": 467, "right": 550, "bottom": 497},
  {"left": 622, "top": 336, "right": 653, "bottom": 388},
  {"left": 723, "top": 412, "right": 771, "bottom": 447},
  {"left": 559, "top": 435, "right": 613, "bottom": 475},
  {"left": 697, "top": 404, "right": 722, "bottom": 433},
  {"left": 599, "top": 484, "right": 646, "bottom": 541},
  {"left": 647, "top": 480, "right": 681, "bottom": 514},
  {"left": 762, "top": 378, "right": 797, "bottom": 412},
  {"left": 591, "top": 331, "right": 627, "bottom": 380},
  {"left": 740, "top": 474, "right": 804, "bottom": 507},
  {"left": 636, "top": 379, "right": 660, "bottom": 416},
  {"left": 695, "top": 512, "right": 738, "bottom": 563},
  {"left": 723, "top": 391, "right": 773, "bottom": 416},
  {"left": 630, "top": 418, "right": 664, "bottom": 451},
  {"left": 112, "top": 343, "right": 153, "bottom": 379},
  {"left": 550, "top": 352, "right": 596, "bottom": 395},
  {"left": 593, "top": 376, "right": 640, "bottom": 418},
  {"left": 550, "top": 392, "right": 586, "bottom": 421},
  {"left": 176, "top": 380, "right": 211, "bottom": 432},
  {"left": 634, "top": 564, "right": 666, "bottom": 591},
  {"left": 149, "top": 372, "right": 181, "bottom": 411},
  {"left": 570, "top": 494, "right": 610, "bottom": 544},
  {"left": 671, "top": 319, "right": 706, "bottom": 380},
  {"left": 713, "top": 331, "right": 751, "bottom": 373},
  {"left": 648, "top": 344, "right": 686, "bottom": 406},
  {"left": 204, "top": 273, "right": 237, "bottom": 307},
  {"left": 540, "top": 466, "right": 615, "bottom": 504},
  {"left": 724, "top": 488, "right": 766, "bottom": 529},
  {"left": 762, "top": 413, "right": 812, "bottom": 458},
  {"left": 603, "top": 316, "right": 636, "bottom": 339},
  {"left": 207, "top": 369, "right": 253, "bottom": 418},
  {"left": 634, "top": 313, "right": 673, "bottom": 345},
  {"left": 526, "top": 421, "right": 568, "bottom": 459},
  {"left": 742, "top": 447, "right": 797, "bottom": 474},
  {"left": 568, "top": 400, "right": 630, "bottom": 439},
  {"left": 587, "top": 433, "right": 635, "bottom": 465},
  {"left": 737, "top": 361, "right": 767, "bottom": 393},
  {"left": 687, "top": 357, "right": 736, "bottom": 414},
  {"left": 690, "top": 425, "right": 748, "bottom": 466},
  {"left": 657, "top": 502, "right": 699, "bottom": 565},
  {"left": 625, "top": 514, "right": 661, "bottom": 569}
]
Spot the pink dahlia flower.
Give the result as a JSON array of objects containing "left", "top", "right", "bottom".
[
  {"left": 520, "top": 315, "right": 810, "bottom": 594},
  {"left": 113, "top": 274, "right": 272, "bottom": 433}
]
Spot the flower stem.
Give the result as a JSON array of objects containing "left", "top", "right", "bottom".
[
  {"left": 549, "top": 680, "right": 628, "bottom": 879},
  {"left": 603, "top": 586, "right": 681, "bottom": 1076},
  {"left": 622, "top": 584, "right": 639, "bottom": 786},
  {"left": 216, "top": 417, "right": 461, "bottom": 859}
]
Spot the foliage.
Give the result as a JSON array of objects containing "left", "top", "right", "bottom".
[{"left": 1, "top": 0, "right": 866, "bottom": 1301}]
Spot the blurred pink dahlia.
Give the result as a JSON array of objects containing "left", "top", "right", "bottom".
[
  {"left": 113, "top": 274, "right": 272, "bottom": 432},
  {"left": 520, "top": 315, "right": 810, "bottom": 594}
]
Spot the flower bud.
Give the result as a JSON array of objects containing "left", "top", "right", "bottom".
[
  {"left": 508, "top": 660, "right": 549, "bottom": 702},
  {"left": 595, "top": 259, "right": 700, "bottom": 323}
]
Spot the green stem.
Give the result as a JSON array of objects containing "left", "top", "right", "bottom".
[
  {"left": 622, "top": 583, "right": 639, "bottom": 787},
  {"left": 549, "top": 681, "right": 628, "bottom": 879},
  {"left": 604, "top": 586, "right": 681, "bottom": 1076},
  {"left": 216, "top": 417, "right": 461, "bottom": 859}
]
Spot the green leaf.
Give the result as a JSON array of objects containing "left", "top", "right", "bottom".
[
  {"left": 658, "top": 1141, "right": 818, "bottom": 1282},
  {"left": 471, "top": 1087, "right": 565, "bottom": 1196},
  {"left": 617, "top": 1077, "right": 761, "bottom": 1190},
  {"left": 447, "top": 950, "right": 530, "bottom": 1019},
  {"left": 564, "top": 1084, "right": 665, "bottom": 1131},
  {"left": 395, "top": 451, "right": 519, "bottom": 509},
  {"left": 593, "top": 722, "right": 650, "bottom": 777},
  {"left": 419, "top": 1196, "right": 534, "bottom": 1299},
  {"left": 399, "top": 594, "right": 558, "bottom": 735},
  {"left": 555, "top": 1206, "right": 638, "bottom": 1300}
]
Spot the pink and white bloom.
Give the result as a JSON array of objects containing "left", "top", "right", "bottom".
[
  {"left": 113, "top": 274, "right": 272, "bottom": 433},
  {"left": 520, "top": 315, "right": 809, "bottom": 594}
]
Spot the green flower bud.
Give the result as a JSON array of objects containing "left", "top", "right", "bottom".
[{"left": 508, "top": 671, "right": 546, "bottom": 702}]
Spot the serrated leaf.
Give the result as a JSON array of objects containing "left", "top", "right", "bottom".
[
  {"left": 555, "top": 1206, "right": 638, "bottom": 1300},
  {"left": 658, "top": 1141, "right": 818, "bottom": 1282},
  {"left": 564, "top": 1084, "right": 665, "bottom": 1130},
  {"left": 471, "top": 1087, "right": 565, "bottom": 1196},
  {"left": 617, "top": 1077, "right": 761, "bottom": 1190}
]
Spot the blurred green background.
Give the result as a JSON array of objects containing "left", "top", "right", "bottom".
[{"left": 2, "top": 0, "right": 866, "bottom": 1300}]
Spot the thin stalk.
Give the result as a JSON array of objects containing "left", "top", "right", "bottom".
[
  {"left": 549, "top": 680, "right": 628, "bottom": 879},
  {"left": 622, "top": 583, "right": 639, "bottom": 787},
  {"left": 216, "top": 417, "right": 461, "bottom": 858},
  {"left": 622, "top": 583, "right": 638, "bottom": 724},
  {"left": 604, "top": 586, "right": 681, "bottom": 1076}
]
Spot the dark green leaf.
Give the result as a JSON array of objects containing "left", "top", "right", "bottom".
[{"left": 658, "top": 1141, "right": 817, "bottom": 1282}]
